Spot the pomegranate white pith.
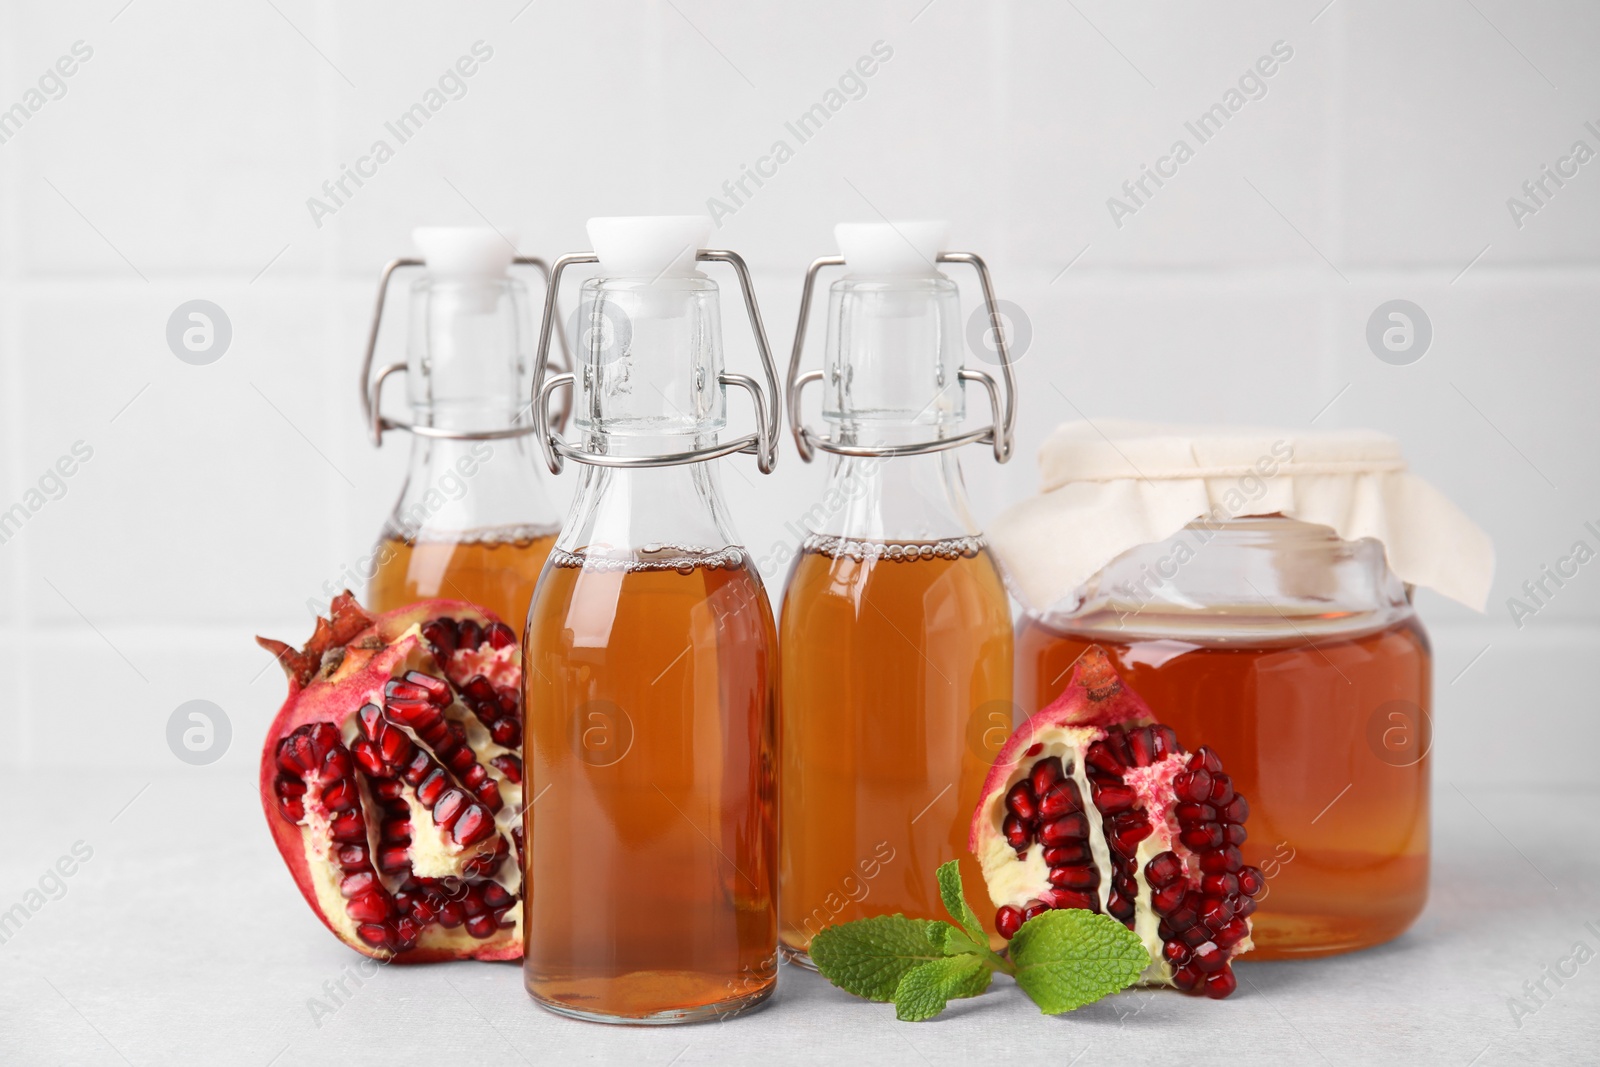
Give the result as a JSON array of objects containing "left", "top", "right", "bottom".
[
  {"left": 970, "top": 648, "right": 1259, "bottom": 999},
  {"left": 259, "top": 595, "right": 525, "bottom": 963}
]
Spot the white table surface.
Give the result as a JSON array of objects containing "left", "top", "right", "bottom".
[{"left": 1, "top": 771, "right": 1594, "bottom": 1066}]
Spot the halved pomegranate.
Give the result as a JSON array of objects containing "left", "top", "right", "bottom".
[
  {"left": 258, "top": 593, "right": 524, "bottom": 962},
  {"left": 970, "top": 647, "right": 1258, "bottom": 998}
]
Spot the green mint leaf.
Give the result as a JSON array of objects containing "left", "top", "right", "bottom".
[
  {"left": 1008, "top": 908, "right": 1150, "bottom": 1015},
  {"left": 936, "top": 860, "right": 987, "bottom": 943},
  {"left": 893, "top": 954, "right": 993, "bottom": 1022},
  {"left": 810, "top": 915, "right": 950, "bottom": 1002},
  {"left": 928, "top": 921, "right": 988, "bottom": 958}
]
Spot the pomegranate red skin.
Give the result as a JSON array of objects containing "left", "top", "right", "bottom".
[{"left": 258, "top": 594, "right": 518, "bottom": 964}]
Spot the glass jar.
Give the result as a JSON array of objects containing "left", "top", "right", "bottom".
[{"left": 1015, "top": 515, "right": 1432, "bottom": 959}]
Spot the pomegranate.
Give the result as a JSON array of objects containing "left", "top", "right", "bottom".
[
  {"left": 258, "top": 592, "right": 524, "bottom": 962},
  {"left": 970, "top": 647, "right": 1258, "bottom": 998}
]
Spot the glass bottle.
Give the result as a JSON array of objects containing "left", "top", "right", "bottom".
[
  {"left": 1015, "top": 516, "right": 1432, "bottom": 958},
  {"left": 778, "top": 222, "right": 1019, "bottom": 963},
  {"left": 360, "top": 227, "right": 563, "bottom": 631},
  {"left": 521, "top": 216, "right": 782, "bottom": 1023}
]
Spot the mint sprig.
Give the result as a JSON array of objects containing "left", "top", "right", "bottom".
[{"left": 810, "top": 860, "right": 1149, "bottom": 1021}]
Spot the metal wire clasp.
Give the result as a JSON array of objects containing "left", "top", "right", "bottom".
[
  {"left": 358, "top": 256, "right": 571, "bottom": 447},
  {"left": 530, "top": 250, "right": 782, "bottom": 476},
  {"left": 784, "top": 251, "right": 1017, "bottom": 464}
]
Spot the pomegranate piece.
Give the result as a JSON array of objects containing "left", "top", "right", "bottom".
[
  {"left": 969, "top": 647, "right": 1254, "bottom": 998},
  {"left": 258, "top": 593, "right": 525, "bottom": 963}
]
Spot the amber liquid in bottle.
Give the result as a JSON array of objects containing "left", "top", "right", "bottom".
[
  {"left": 1016, "top": 614, "right": 1432, "bottom": 958},
  {"left": 524, "top": 546, "right": 778, "bottom": 1019},
  {"left": 780, "top": 535, "right": 1012, "bottom": 959},
  {"left": 368, "top": 524, "right": 558, "bottom": 630}
]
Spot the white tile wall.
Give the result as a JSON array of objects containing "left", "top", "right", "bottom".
[{"left": 1, "top": 0, "right": 1595, "bottom": 782}]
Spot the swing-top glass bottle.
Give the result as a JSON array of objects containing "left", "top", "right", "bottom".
[
  {"left": 359, "top": 227, "right": 565, "bottom": 630},
  {"left": 520, "top": 216, "right": 783, "bottom": 1023}
]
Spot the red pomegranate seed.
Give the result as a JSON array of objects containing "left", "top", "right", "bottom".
[
  {"left": 466, "top": 914, "right": 497, "bottom": 939},
  {"left": 1175, "top": 802, "right": 1216, "bottom": 824},
  {"left": 1172, "top": 965, "right": 1202, "bottom": 992},
  {"left": 1201, "top": 897, "right": 1232, "bottom": 927},
  {"left": 996, "top": 905, "right": 1023, "bottom": 939},
  {"left": 1040, "top": 813, "right": 1089, "bottom": 845},
  {"left": 415, "top": 768, "right": 448, "bottom": 807},
  {"left": 1174, "top": 769, "right": 1212, "bottom": 803},
  {"left": 1020, "top": 898, "right": 1050, "bottom": 922},
  {"left": 1133, "top": 726, "right": 1164, "bottom": 767},
  {"left": 456, "top": 619, "right": 481, "bottom": 649},
  {"left": 433, "top": 788, "right": 469, "bottom": 828},
  {"left": 1204, "top": 968, "right": 1237, "bottom": 999},
  {"left": 451, "top": 804, "right": 495, "bottom": 846},
  {"left": 1104, "top": 731, "right": 1133, "bottom": 768},
  {"left": 1220, "top": 795, "right": 1249, "bottom": 822},
  {"left": 1207, "top": 774, "right": 1235, "bottom": 806},
  {"left": 1234, "top": 897, "right": 1258, "bottom": 919},
  {"left": 356, "top": 924, "right": 389, "bottom": 948},
  {"left": 1114, "top": 873, "right": 1137, "bottom": 898},
  {"left": 1167, "top": 898, "right": 1201, "bottom": 932},
  {"left": 1003, "top": 814, "right": 1032, "bottom": 851},
  {"left": 1188, "top": 746, "right": 1223, "bottom": 773},
  {"left": 1085, "top": 740, "right": 1121, "bottom": 774},
  {"left": 1030, "top": 756, "right": 1064, "bottom": 797},
  {"left": 422, "top": 619, "right": 458, "bottom": 657},
  {"left": 1048, "top": 866, "right": 1097, "bottom": 890},
  {"left": 1153, "top": 724, "right": 1181, "bottom": 759},
  {"left": 402, "top": 670, "right": 452, "bottom": 705},
  {"left": 346, "top": 892, "right": 390, "bottom": 924},
  {"left": 1041, "top": 888, "right": 1096, "bottom": 911},
  {"left": 1214, "top": 918, "right": 1249, "bottom": 948},
  {"left": 1223, "top": 823, "right": 1248, "bottom": 846},
  {"left": 1201, "top": 846, "right": 1244, "bottom": 874},
  {"left": 1025, "top": 742, "right": 1043, "bottom": 757},
  {"left": 1107, "top": 814, "right": 1152, "bottom": 854},
  {"left": 1043, "top": 843, "right": 1091, "bottom": 866},
  {"left": 437, "top": 902, "right": 464, "bottom": 928},
  {"left": 491, "top": 718, "right": 520, "bottom": 746},
  {"left": 377, "top": 846, "right": 409, "bottom": 874},
  {"left": 1038, "top": 780, "right": 1082, "bottom": 819},
  {"left": 1202, "top": 873, "right": 1239, "bottom": 898},
  {"left": 1180, "top": 823, "right": 1224, "bottom": 851},
  {"left": 329, "top": 811, "right": 367, "bottom": 843},
  {"left": 484, "top": 622, "right": 517, "bottom": 650},
  {"left": 1106, "top": 890, "right": 1135, "bottom": 922},
  {"left": 1238, "top": 866, "right": 1265, "bottom": 897},
  {"left": 1005, "top": 780, "right": 1039, "bottom": 822},
  {"left": 1145, "top": 851, "right": 1183, "bottom": 887},
  {"left": 1092, "top": 782, "right": 1137, "bottom": 813},
  {"left": 1180, "top": 925, "right": 1212, "bottom": 948},
  {"left": 1163, "top": 939, "right": 1189, "bottom": 965},
  {"left": 1151, "top": 882, "right": 1186, "bottom": 915},
  {"left": 490, "top": 754, "right": 522, "bottom": 784},
  {"left": 1191, "top": 940, "right": 1226, "bottom": 973}
]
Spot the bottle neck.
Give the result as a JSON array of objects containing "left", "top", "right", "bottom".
[
  {"left": 385, "top": 434, "right": 559, "bottom": 542},
  {"left": 805, "top": 448, "right": 982, "bottom": 544},
  {"left": 555, "top": 449, "right": 744, "bottom": 560}
]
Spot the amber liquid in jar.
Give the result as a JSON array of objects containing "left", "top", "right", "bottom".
[
  {"left": 1017, "top": 612, "right": 1432, "bottom": 958},
  {"left": 779, "top": 535, "right": 1012, "bottom": 960},
  {"left": 523, "top": 546, "right": 778, "bottom": 1021},
  {"left": 368, "top": 524, "right": 557, "bottom": 630}
]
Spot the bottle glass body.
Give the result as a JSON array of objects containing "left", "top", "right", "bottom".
[
  {"left": 522, "top": 272, "right": 777, "bottom": 1022},
  {"left": 367, "top": 275, "right": 560, "bottom": 630},
  {"left": 779, "top": 271, "right": 1013, "bottom": 961},
  {"left": 1014, "top": 516, "right": 1431, "bottom": 958}
]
